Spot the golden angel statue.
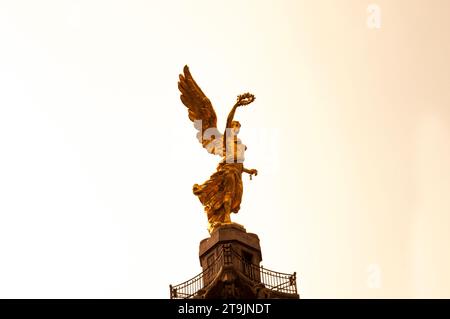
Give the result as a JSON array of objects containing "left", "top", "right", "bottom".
[{"left": 178, "top": 65, "right": 258, "bottom": 233}]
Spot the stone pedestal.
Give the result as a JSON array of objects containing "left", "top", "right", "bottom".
[
  {"left": 199, "top": 224, "right": 262, "bottom": 278},
  {"left": 194, "top": 223, "right": 299, "bottom": 299}
]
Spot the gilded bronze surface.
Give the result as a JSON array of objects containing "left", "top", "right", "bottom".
[{"left": 178, "top": 66, "right": 258, "bottom": 232}]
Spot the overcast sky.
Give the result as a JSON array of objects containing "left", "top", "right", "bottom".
[{"left": 1, "top": 0, "right": 449, "bottom": 298}]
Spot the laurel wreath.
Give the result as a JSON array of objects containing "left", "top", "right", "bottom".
[{"left": 236, "top": 92, "right": 256, "bottom": 106}]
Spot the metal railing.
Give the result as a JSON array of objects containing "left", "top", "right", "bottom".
[
  {"left": 169, "top": 270, "right": 203, "bottom": 299},
  {"left": 231, "top": 248, "right": 298, "bottom": 295},
  {"left": 170, "top": 244, "right": 297, "bottom": 299}
]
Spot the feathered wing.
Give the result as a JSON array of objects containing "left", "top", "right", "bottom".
[{"left": 178, "top": 65, "right": 224, "bottom": 156}]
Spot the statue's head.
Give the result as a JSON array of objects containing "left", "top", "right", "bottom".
[{"left": 231, "top": 120, "right": 241, "bottom": 134}]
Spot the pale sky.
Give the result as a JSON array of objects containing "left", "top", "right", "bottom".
[{"left": 0, "top": 0, "right": 449, "bottom": 298}]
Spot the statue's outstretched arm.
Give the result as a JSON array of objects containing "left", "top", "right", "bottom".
[
  {"left": 243, "top": 168, "right": 258, "bottom": 179},
  {"left": 225, "top": 93, "right": 256, "bottom": 129}
]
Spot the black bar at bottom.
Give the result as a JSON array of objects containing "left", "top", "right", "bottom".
[{"left": 0, "top": 299, "right": 449, "bottom": 318}]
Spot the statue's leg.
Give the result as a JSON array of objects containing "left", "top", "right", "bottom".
[
  {"left": 206, "top": 207, "right": 227, "bottom": 232},
  {"left": 223, "top": 212, "right": 232, "bottom": 223},
  {"left": 222, "top": 192, "right": 233, "bottom": 224},
  {"left": 206, "top": 208, "right": 217, "bottom": 224}
]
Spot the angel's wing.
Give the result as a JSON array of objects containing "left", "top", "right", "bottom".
[{"left": 178, "top": 65, "right": 223, "bottom": 156}]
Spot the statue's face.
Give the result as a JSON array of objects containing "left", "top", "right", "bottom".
[{"left": 231, "top": 121, "right": 241, "bottom": 134}]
